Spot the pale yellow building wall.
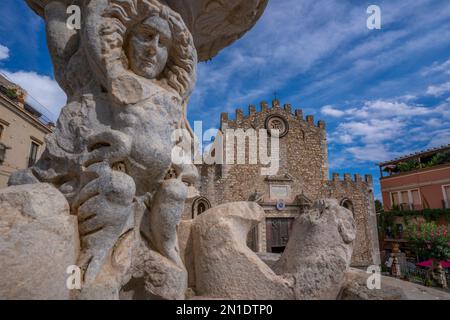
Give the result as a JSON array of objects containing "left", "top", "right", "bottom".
[{"left": 0, "top": 94, "right": 51, "bottom": 188}]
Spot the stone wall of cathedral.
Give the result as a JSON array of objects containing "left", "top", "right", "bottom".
[{"left": 183, "top": 99, "right": 380, "bottom": 267}]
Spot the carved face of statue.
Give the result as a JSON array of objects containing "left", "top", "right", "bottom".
[{"left": 127, "top": 15, "right": 172, "bottom": 79}]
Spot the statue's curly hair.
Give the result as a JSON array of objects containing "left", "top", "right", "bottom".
[{"left": 101, "top": 0, "right": 197, "bottom": 99}]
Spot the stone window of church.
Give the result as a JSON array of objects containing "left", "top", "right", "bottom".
[
  {"left": 198, "top": 202, "right": 206, "bottom": 215},
  {"left": 192, "top": 197, "right": 211, "bottom": 219}
]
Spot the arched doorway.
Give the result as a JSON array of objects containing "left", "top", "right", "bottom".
[
  {"left": 192, "top": 197, "right": 211, "bottom": 219},
  {"left": 341, "top": 198, "right": 354, "bottom": 215}
]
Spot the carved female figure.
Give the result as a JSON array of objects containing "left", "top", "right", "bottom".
[
  {"left": 13, "top": 0, "right": 198, "bottom": 298},
  {"left": 72, "top": 0, "right": 199, "bottom": 294}
]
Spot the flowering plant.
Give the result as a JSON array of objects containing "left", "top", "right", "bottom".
[{"left": 406, "top": 222, "right": 450, "bottom": 262}]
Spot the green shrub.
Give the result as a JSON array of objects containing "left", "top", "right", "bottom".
[
  {"left": 390, "top": 151, "right": 450, "bottom": 174},
  {"left": 434, "top": 151, "right": 450, "bottom": 166},
  {"left": 396, "top": 160, "right": 420, "bottom": 172},
  {"left": 4, "top": 88, "right": 18, "bottom": 100},
  {"left": 405, "top": 222, "right": 450, "bottom": 262}
]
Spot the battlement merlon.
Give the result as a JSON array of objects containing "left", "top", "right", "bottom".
[
  {"left": 261, "top": 101, "right": 269, "bottom": 112},
  {"left": 331, "top": 173, "right": 373, "bottom": 185},
  {"left": 220, "top": 112, "right": 228, "bottom": 122},
  {"left": 236, "top": 108, "right": 244, "bottom": 122},
  {"left": 318, "top": 120, "right": 326, "bottom": 129},
  {"left": 284, "top": 103, "right": 292, "bottom": 113}
]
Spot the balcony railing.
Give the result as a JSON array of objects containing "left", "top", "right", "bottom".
[
  {"left": 393, "top": 203, "right": 424, "bottom": 212},
  {"left": 381, "top": 208, "right": 450, "bottom": 228},
  {"left": 381, "top": 152, "right": 450, "bottom": 178}
]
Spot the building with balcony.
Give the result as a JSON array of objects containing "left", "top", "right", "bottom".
[
  {"left": 379, "top": 145, "right": 450, "bottom": 211},
  {"left": 378, "top": 145, "right": 450, "bottom": 266},
  {"left": 0, "top": 74, "right": 54, "bottom": 188}
]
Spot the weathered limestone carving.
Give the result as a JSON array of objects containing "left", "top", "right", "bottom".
[
  {"left": 274, "top": 199, "right": 356, "bottom": 299},
  {"left": 0, "top": 184, "right": 79, "bottom": 300},
  {"left": 6, "top": 0, "right": 267, "bottom": 299},
  {"left": 19, "top": 0, "right": 197, "bottom": 299},
  {"left": 189, "top": 200, "right": 356, "bottom": 300},
  {"left": 192, "top": 202, "right": 295, "bottom": 300},
  {"left": 160, "top": 0, "right": 269, "bottom": 61},
  {"left": 341, "top": 268, "right": 450, "bottom": 300}
]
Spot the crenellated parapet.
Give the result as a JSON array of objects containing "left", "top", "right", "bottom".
[
  {"left": 219, "top": 99, "right": 326, "bottom": 131},
  {"left": 331, "top": 173, "right": 373, "bottom": 186}
]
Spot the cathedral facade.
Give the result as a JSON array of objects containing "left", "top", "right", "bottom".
[{"left": 183, "top": 99, "right": 380, "bottom": 267}]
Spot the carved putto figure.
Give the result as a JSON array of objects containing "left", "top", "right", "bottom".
[{"left": 13, "top": 0, "right": 198, "bottom": 299}]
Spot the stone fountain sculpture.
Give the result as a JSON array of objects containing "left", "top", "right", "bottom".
[{"left": 1, "top": 0, "right": 359, "bottom": 300}]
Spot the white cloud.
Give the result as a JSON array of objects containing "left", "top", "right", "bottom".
[
  {"left": 356, "top": 100, "right": 433, "bottom": 119},
  {"left": 0, "top": 70, "right": 66, "bottom": 121},
  {"left": 346, "top": 144, "right": 395, "bottom": 163},
  {"left": 321, "top": 105, "right": 345, "bottom": 117},
  {"left": 190, "top": 0, "right": 450, "bottom": 127},
  {"left": 426, "top": 129, "right": 450, "bottom": 149},
  {"left": 328, "top": 154, "right": 348, "bottom": 169},
  {"left": 397, "top": 94, "right": 417, "bottom": 102},
  {"left": 328, "top": 96, "right": 450, "bottom": 167},
  {"left": 423, "top": 118, "right": 442, "bottom": 127},
  {"left": 330, "top": 99, "right": 438, "bottom": 140},
  {"left": 0, "top": 44, "right": 9, "bottom": 61},
  {"left": 338, "top": 134, "right": 353, "bottom": 144},
  {"left": 338, "top": 118, "right": 406, "bottom": 144},
  {"left": 190, "top": 0, "right": 371, "bottom": 118},
  {"left": 426, "top": 82, "right": 450, "bottom": 97}
]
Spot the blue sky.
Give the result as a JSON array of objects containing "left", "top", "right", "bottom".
[{"left": 1, "top": 0, "right": 450, "bottom": 200}]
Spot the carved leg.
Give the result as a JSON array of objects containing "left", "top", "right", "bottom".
[
  {"left": 73, "top": 162, "right": 136, "bottom": 286},
  {"left": 70, "top": 130, "right": 134, "bottom": 289},
  {"left": 147, "top": 174, "right": 188, "bottom": 269},
  {"left": 274, "top": 199, "right": 356, "bottom": 299}
]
